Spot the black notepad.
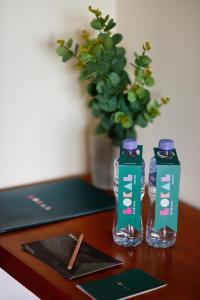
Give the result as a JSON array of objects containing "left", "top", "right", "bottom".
[
  {"left": 22, "top": 234, "right": 122, "bottom": 279},
  {"left": 0, "top": 178, "right": 115, "bottom": 233}
]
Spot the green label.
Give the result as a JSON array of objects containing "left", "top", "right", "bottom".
[
  {"left": 117, "top": 146, "right": 142, "bottom": 231},
  {"left": 154, "top": 148, "right": 180, "bottom": 232}
]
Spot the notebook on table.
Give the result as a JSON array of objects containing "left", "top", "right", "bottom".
[
  {"left": 77, "top": 268, "right": 167, "bottom": 299},
  {"left": 22, "top": 234, "right": 122, "bottom": 280},
  {"left": 0, "top": 178, "right": 115, "bottom": 233}
]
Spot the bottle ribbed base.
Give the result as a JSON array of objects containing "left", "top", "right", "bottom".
[
  {"left": 145, "top": 235, "right": 176, "bottom": 248},
  {"left": 113, "top": 235, "right": 143, "bottom": 247}
]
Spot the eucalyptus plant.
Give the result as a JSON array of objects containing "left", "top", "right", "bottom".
[{"left": 56, "top": 6, "right": 169, "bottom": 145}]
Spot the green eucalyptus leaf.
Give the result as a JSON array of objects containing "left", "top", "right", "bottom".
[
  {"left": 88, "top": 98, "right": 99, "bottom": 109},
  {"left": 96, "top": 80, "right": 105, "bottom": 93},
  {"left": 106, "top": 79, "right": 113, "bottom": 88},
  {"left": 121, "top": 115, "right": 133, "bottom": 129},
  {"left": 56, "top": 46, "right": 67, "bottom": 56},
  {"left": 114, "top": 111, "right": 125, "bottom": 123},
  {"left": 108, "top": 72, "right": 120, "bottom": 86},
  {"left": 104, "top": 36, "right": 113, "bottom": 49},
  {"left": 144, "top": 76, "right": 155, "bottom": 87},
  {"left": 96, "top": 94, "right": 104, "bottom": 101},
  {"left": 144, "top": 112, "right": 153, "bottom": 122},
  {"left": 99, "top": 95, "right": 118, "bottom": 112},
  {"left": 135, "top": 68, "right": 144, "bottom": 83},
  {"left": 135, "top": 55, "right": 152, "bottom": 67},
  {"left": 136, "top": 114, "right": 148, "bottom": 127},
  {"left": 130, "top": 101, "right": 140, "bottom": 110},
  {"left": 147, "top": 102, "right": 160, "bottom": 117},
  {"left": 112, "top": 57, "right": 126, "bottom": 73},
  {"left": 66, "top": 38, "right": 73, "bottom": 48},
  {"left": 143, "top": 90, "right": 150, "bottom": 102},
  {"left": 90, "top": 19, "right": 103, "bottom": 30},
  {"left": 93, "top": 45, "right": 103, "bottom": 58},
  {"left": 108, "top": 47, "right": 116, "bottom": 56},
  {"left": 103, "top": 48, "right": 116, "bottom": 62},
  {"left": 99, "top": 17, "right": 105, "bottom": 27},
  {"left": 98, "top": 32, "right": 106, "bottom": 40},
  {"left": 136, "top": 88, "right": 150, "bottom": 103},
  {"left": 81, "top": 52, "right": 93, "bottom": 63},
  {"left": 116, "top": 47, "right": 126, "bottom": 56},
  {"left": 141, "top": 55, "right": 152, "bottom": 66},
  {"left": 105, "top": 18, "right": 116, "bottom": 31},
  {"left": 89, "top": 99, "right": 102, "bottom": 117},
  {"left": 135, "top": 75, "right": 144, "bottom": 84},
  {"left": 118, "top": 97, "right": 130, "bottom": 114},
  {"left": 112, "top": 33, "right": 123, "bottom": 45},
  {"left": 120, "top": 70, "right": 131, "bottom": 85},
  {"left": 99, "top": 62, "right": 110, "bottom": 74},
  {"left": 128, "top": 91, "right": 137, "bottom": 103},
  {"left": 103, "top": 86, "right": 116, "bottom": 97},
  {"left": 62, "top": 49, "right": 73, "bottom": 62},
  {"left": 136, "top": 87, "right": 146, "bottom": 99},
  {"left": 82, "top": 62, "right": 99, "bottom": 78},
  {"left": 135, "top": 69, "right": 144, "bottom": 77}
]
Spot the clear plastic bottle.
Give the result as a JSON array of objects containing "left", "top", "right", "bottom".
[
  {"left": 146, "top": 139, "right": 177, "bottom": 248},
  {"left": 112, "top": 139, "right": 145, "bottom": 247}
]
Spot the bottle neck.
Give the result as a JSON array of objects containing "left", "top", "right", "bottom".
[
  {"left": 123, "top": 149, "right": 137, "bottom": 157},
  {"left": 158, "top": 149, "right": 174, "bottom": 159}
]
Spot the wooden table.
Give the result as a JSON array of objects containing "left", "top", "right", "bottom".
[{"left": 0, "top": 177, "right": 200, "bottom": 300}]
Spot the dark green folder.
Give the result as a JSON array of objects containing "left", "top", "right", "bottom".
[{"left": 0, "top": 178, "right": 115, "bottom": 233}]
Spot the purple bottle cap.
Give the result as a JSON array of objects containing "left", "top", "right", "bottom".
[
  {"left": 122, "top": 139, "right": 137, "bottom": 150},
  {"left": 159, "top": 139, "right": 174, "bottom": 151}
]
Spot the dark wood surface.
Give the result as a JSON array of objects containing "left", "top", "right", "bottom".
[{"left": 0, "top": 176, "right": 200, "bottom": 300}]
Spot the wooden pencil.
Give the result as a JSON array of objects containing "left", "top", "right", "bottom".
[{"left": 67, "top": 233, "right": 84, "bottom": 271}]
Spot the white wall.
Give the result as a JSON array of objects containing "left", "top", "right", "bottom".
[
  {"left": 0, "top": 268, "right": 39, "bottom": 300},
  {"left": 0, "top": 0, "right": 116, "bottom": 188},
  {"left": 1, "top": 0, "right": 199, "bottom": 208},
  {"left": 117, "top": 0, "right": 200, "bottom": 208}
]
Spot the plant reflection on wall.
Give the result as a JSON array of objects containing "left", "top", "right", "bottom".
[{"left": 56, "top": 6, "right": 170, "bottom": 145}]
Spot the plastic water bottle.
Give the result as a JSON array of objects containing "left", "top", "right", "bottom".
[
  {"left": 112, "top": 139, "right": 145, "bottom": 247},
  {"left": 146, "top": 139, "right": 177, "bottom": 248}
]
